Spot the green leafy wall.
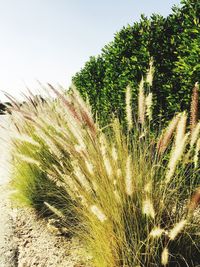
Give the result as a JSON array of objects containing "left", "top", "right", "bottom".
[{"left": 73, "top": 0, "right": 200, "bottom": 125}]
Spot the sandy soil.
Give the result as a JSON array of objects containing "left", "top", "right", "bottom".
[
  {"left": 0, "top": 185, "right": 17, "bottom": 267},
  {"left": 12, "top": 207, "right": 87, "bottom": 267},
  {"left": 0, "top": 116, "right": 16, "bottom": 267},
  {"left": 0, "top": 116, "right": 89, "bottom": 267}
]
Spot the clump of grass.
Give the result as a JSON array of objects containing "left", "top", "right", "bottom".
[
  {"left": 8, "top": 75, "right": 200, "bottom": 266},
  {"left": 9, "top": 97, "right": 77, "bottom": 231}
]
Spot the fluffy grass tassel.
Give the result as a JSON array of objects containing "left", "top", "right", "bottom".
[{"left": 190, "top": 82, "right": 199, "bottom": 133}]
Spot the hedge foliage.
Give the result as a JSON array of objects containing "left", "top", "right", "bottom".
[{"left": 72, "top": 0, "right": 200, "bottom": 126}]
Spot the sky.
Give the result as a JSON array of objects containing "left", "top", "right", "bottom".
[{"left": 0, "top": 0, "right": 181, "bottom": 102}]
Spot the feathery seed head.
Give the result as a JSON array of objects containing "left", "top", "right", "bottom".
[
  {"left": 73, "top": 163, "right": 92, "bottom": 192},
  {"left": 168, "top": 219, "right": 187, "bottom": 240},
  {"left": 125, "top": 155, "right": 133, "bottom": 196},
  {"left": 62, "top": 174, "right": 79, "bottom": 198},
  {"left": 15, "top": 153, "right": 40, "bottom": 167},
  {"left": 190, "top": 82, "right": 199, "bottom": 133},
  {"left": 190, "top": 122, "right": 200, "bottom": 148},
  {"left": 145, "top": 92, "right": 153, "bottom": 121},
  {"left": 34, "top": 129, "right": 62, "bottom": 158},
  {"left": 157, "top": 113, "right": 180, "bottom": 155},
  {"left": 90, "top": 205, "right": 107, "bottom": 222},
  {"left": 111, "top": 145, "right": 118, "bottom": 161},
  {"left": 138, "top": 77, "right": 145, "bottom": 125},
  {"left": 74, "top": 144, "right": 86, "bottom": 153},
  {"left": 165, "top": 132, "right": 189, "bottom": 184},
  {"left": 67, "top": 115, "right": 86, "bottom": 148},
  {"left": 85, "top": 160, "right": 94, "bottom": 175},
  {"left": 149, "top": 227, "right": 165, "bottom": 238},
  {"left": 146, "top": 59, "right": 154, "bottom": 86},
  {"left": 125, "top": 85, "right": 133, "bottom": 131},
  {"left": 11, "top": 133, "right": 41, "bottom": 147},
  {"left": 194, "top": 138, "right": 200, "bottom": 168},
  {"left": 99, "top": 133, "right": 107, "bottom": 156},
  {"left": 44, "top": 202, "right": 65, "bottom": 219},
  {"left": 99, "top": 134, "right": 113, "bottom": 178},
  {"left": 144, "top": 182, "right": 152, "bottom": 193},
  {"left": 71, "top": 88, "right": 96, "bottom": 135},
  {"left": 161, "top": 247, "right": 169, "bottom": 266},
  {"left": 188, "top": 187, "right": 200, "bottom": 213},
  {"left": 104, "top": 156, "right": 113, "bottom": 178},
  {"left": 175, "top": 111, "right": 187, "bottom": 149},
  {"left": 142, "top": 199, "right": 155, "bottom": 219}
]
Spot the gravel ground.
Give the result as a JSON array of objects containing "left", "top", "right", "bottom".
[
  {"left": 12, "top": 207, "right": 88, "bottom": 267},
  {"left": 0, "top": 115, "right": 16, "bottom": 267},
  {"left": 0, "top": 185, "right": 17, "bottom": 267},
  {"left": 0, "top": 115, "right": 90, "bottom": 267}
]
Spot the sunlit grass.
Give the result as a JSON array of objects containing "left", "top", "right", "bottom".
[{"left": 8, "top": 75, "right": 200, "bottom": 266}]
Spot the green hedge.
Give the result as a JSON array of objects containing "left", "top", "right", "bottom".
[{"left": 73, "top": 0, "right": 200, "bottom": 126}]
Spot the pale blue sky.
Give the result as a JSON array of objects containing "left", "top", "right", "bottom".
[{"left": 0, "top": 0, "right": 180, "bottom": 101}]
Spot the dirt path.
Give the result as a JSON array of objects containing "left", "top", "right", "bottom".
[
  {"left": 13, "top": 208, "right": 87, "bottom": 267},
  {"left": 0, "top": 186, "right": 17, "bottom": 267},
  {"left": 0, "top": 115, "right": 17, "bottom": 267}
]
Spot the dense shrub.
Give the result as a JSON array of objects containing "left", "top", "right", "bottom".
[{"left": 73, "top": 0, "right": 200, "bottom": 126}]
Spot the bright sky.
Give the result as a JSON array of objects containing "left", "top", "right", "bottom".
[{"left": 0, "top": 0, "right": 180, "bottom": 102}]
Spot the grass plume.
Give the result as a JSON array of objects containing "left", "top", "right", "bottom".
[{"left": 190, "top": 82, "right": 199, "bottom": 133}]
